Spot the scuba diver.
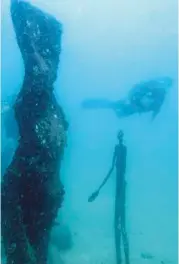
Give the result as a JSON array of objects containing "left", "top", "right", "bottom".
[
  {"left": 88, "top": 130, "right": 130, "bottom": 264},
  {"left": 82, "top": 77, "right": 173, "bottom": 120}
]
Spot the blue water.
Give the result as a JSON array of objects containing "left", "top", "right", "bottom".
[{"left": 1, "top": 0, "right": 178, "bottom": 263}]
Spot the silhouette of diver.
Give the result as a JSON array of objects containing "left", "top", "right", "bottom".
[
  {"left": 82, "top": 77, "right": 173, "bottom": 120},
  {"left": 88, "top": 130, "right": 130, "bottom": 264}
]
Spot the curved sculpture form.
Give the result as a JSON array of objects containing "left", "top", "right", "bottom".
[{"left": 1, "top": 1, "right": 68, "bottom": 263}]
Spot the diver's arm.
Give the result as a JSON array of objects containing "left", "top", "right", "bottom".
[
  {"left": 151, "top": 105, "right": 161, "bottom": 120},
  {"left": 151, "top": 95, "right": 164, "bottom": 120}
]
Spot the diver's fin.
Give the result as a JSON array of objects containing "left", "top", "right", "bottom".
[
  {"left": 151, "top": 106, "right": 161, "bottom": 120},
  {"left": 151, "top": 111, "right": 158, "bottom": 121},
  {"left": 81, "top": 98, "right": 114, "bottom": 109}
]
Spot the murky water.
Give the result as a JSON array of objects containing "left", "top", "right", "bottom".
[{"left": 1, "top": 0, "right": 178, "bottom": 263}]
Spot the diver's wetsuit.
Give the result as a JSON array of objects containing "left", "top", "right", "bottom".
[
  {"left": 113, "top": 142, "right": 130, "bottom": 264},
  {"left": 114, "top": 87, "right": 165, "bottom": 118},
  {"left": 130, "top": 85, "right": 166, "bottom": 116}
]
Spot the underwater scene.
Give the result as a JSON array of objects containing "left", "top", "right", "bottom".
[{"left": 1, "top": 0, "right": 178, "bottom": 264}]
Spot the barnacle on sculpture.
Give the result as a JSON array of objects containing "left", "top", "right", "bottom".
[{"left": 35, "top": 112, "right": 67, "bottom": 148}]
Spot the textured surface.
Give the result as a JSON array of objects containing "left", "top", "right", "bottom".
[{"left": 1, "top": 1, "right": 68, "bottom": 263}]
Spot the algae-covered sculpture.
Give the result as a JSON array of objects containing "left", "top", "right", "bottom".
[{"left": 1, "top": 1, "right": 68, "bottom": 263}]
